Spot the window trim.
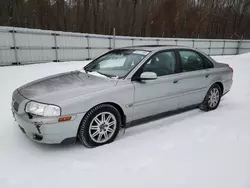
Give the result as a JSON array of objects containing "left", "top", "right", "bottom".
[
  {"left": 177, "top": 49, "right": 214, "bottom": 73},
  {"left": 131, "top": 50, "right": 180, "bottom": 81}
]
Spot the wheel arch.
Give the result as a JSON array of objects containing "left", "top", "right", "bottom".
[
  {"left": 77, "top": 102, "right": 126, "bottom": 147},
  {"left": 79, "top": 102, "right": 126, "bottom": 129},
  {"left": 213, "top": 82, "right": 224, "bottom": 94},
  {"left": 200, "top": 81, "right": 224, "bottom": 111},
  {"left": 104, "top": 102, "right": 126, "bottom": 126}
]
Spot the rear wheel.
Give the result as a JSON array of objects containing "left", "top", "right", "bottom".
[
  {"left": 78, "top": 104, "right": 121, "bottom": 148},
  {"left": 200, "top": 84, "right": 222, "bottom": 111}
]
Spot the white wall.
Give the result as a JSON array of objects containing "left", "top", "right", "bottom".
[{"left": 0, "top": 26, "right": 249, "bottom": 66}]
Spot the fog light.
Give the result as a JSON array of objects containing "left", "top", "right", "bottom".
[{"left": 58, "top": 116, "right": 72, "bottom": 122}]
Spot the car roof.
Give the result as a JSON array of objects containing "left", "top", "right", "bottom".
[{"left": 119, "top": 45, "right": 194, "bottom": 52}]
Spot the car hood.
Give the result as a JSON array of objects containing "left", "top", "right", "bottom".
[{"left": 18, "top": 70, "right": 117, "bottom": 104}]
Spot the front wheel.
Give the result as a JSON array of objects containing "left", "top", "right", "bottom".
[
  {"left": 78, "top": 104, "right": 121, "bottom": 148},
  {"left": 200, "top": 84, "right": 222, "bottom": 111}
]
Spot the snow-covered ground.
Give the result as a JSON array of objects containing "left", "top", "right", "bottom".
[{"left": 0, "top": 54, "right": 250, "bottom": 188}]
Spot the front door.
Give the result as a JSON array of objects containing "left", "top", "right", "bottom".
[{"left": 132, "top": 50, "right": 181, "bottom": 120}]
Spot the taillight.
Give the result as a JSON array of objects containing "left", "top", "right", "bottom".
[{"left": 230, "top": 67, "right": 234, "bottom": 73}]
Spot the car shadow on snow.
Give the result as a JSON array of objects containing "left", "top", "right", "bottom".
[
  {"left": 117, "top": 105, "right": 203, "bottom": 140},
  {"left": 28, "top": 105, "right": 204, "bottom": 151}
]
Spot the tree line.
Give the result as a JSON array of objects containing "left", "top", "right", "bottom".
[{"left": 0, "top": 0, "right": 250, "bottom": 39}]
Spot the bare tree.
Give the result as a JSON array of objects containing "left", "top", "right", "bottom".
[{"left": 1, "top": 0, "right": 250, "bottom": 39}]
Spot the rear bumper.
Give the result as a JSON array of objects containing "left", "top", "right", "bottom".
[
  {"left": 13, "top": 110, "right": 85, "bottom": 144},
  {"left": 223, "top": 79, "right": 233, "bottom": 95}
]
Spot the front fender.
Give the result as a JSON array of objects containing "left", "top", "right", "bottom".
[{"left": 60, "top": 81, "right": 135, "bottom": 122}]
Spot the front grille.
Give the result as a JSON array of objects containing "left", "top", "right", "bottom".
[{"left": 13, "top": 100, "right": 19, "bottom": 112}]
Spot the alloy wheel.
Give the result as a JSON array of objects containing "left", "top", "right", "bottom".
[
  {"left": 89, "top": 112, "right": 117, "bottom": 143},
  {"left": 208, "top": 88, "right": 220, "bottom": 108}
]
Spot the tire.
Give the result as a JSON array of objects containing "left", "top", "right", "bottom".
[
  {"left": 199, "top": 84, "right": 222, "bottom": 112},
  {"left": 78, "top": 104, "right": 121, "bottom": 148}
]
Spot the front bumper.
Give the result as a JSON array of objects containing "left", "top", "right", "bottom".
[
  {"left": 12, "top": 111, "right": 85, "bottom": 144},
  {"left": 12, "top": 89, "right": 85, "bottom": 144}
]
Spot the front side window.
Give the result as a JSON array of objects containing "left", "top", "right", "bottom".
[
  {"left": 179, "top": 50, "right": 205, "bottom": 72},
  {"left": 84, "top": 49, "right": 150, "bottom": 78},
  {"left": 142, "top": 51, "right": 176, "bottom": 77}
]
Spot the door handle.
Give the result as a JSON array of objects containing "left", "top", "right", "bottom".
[{"left": 173, "top": 80, "right": 179, "bottom": 84}]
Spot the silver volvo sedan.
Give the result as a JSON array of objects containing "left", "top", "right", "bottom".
[{"left": 12, "top": 45, "right": 233, "bottom": 147}]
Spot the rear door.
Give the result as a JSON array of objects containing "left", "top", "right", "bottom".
[{"left": 176, "top": 50, "right": 209, "bottom": 108}]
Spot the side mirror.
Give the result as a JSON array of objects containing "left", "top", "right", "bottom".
[{"left": 140, "top": 72, "right": 157, "bottom": 81}]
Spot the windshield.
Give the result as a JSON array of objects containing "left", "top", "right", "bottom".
[{"left": 84, "top": 49, "right": 150, "bottom": 78}]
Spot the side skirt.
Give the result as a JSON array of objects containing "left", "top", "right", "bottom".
[{"left": 125, "top": 104, "right": 200, "bottom": 129}]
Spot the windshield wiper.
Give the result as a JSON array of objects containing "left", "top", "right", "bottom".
[
  {"left": 96, "top": 71, "right": 115, "bottom": 78},
  {"left": 84, "top": 63, "right": 99, "bottom": 73},
  {"left": 83, "top": 66, "right": 91, "bottom": 73},
  {"left": 83, "top": 66, "right": 117, "bottom": 79}
]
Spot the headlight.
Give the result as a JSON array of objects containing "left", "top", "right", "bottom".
[{"left": 25, "top": 101, "right": 61, "bottom": 117}]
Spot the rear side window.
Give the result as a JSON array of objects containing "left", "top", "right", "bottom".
[
  {"left": 179, "top": 51, "right": 204, "bottom": 72},
  {"left": 203, "top": 57, "right": 214, "bottom": 69}
]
